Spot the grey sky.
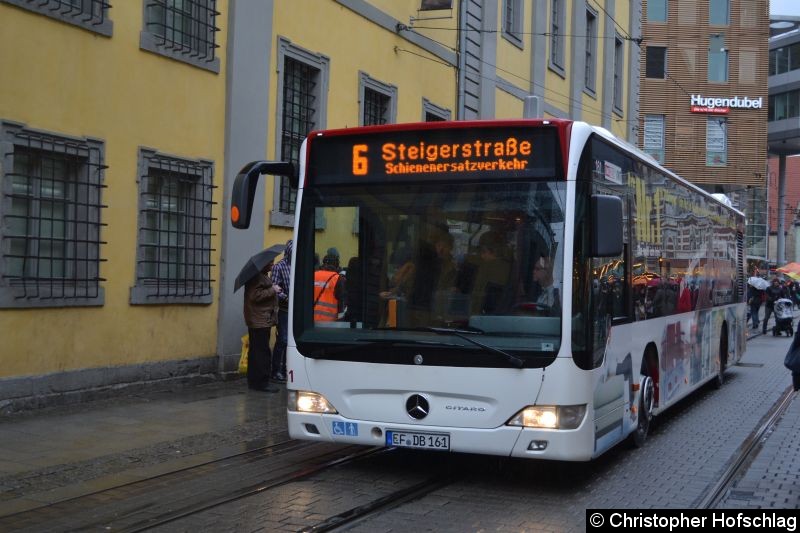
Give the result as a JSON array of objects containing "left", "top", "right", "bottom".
[{"left": 771, "top": 0, "right": 800, "bottom": 17}]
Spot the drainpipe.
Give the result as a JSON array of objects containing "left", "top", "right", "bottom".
[{"left": 778, "top": 153, "right": 787, "bottom": 266}]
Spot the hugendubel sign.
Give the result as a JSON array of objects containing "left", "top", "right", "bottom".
[{"left": 690, "top": 94, "right": 763, "bottom": 114}]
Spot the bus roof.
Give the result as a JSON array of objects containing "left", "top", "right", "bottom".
[{"left": 305, "top": 119, "right": 744, "bottom": 218}]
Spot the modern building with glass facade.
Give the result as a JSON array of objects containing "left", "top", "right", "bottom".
[
  {"left": 767, "top": 17, "right": 800, "bottom": 266},
  {"left": 638, "top": 0, "right": 769, "bottom": 261}
]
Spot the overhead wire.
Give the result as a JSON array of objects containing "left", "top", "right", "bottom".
[
  {"left": 396, "top": 16, "right": 766, "bottom": 180},
  {"left": 396, "top": 27, "right": 642, "bottom": 127},
  {"left": 405, "top": 24, "right": 644, "bottom": 44}
]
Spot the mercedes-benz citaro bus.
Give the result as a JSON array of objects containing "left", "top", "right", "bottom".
[{"left": 231, "top": 119, "right": 746, "bottom": 461}]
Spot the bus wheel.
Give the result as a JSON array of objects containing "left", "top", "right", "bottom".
[
  {"left": 631, "top": 375, "right": 655, "bottom": 448},
  {"left": 712, "top": 327, "right": 728, "bottom": 389}
]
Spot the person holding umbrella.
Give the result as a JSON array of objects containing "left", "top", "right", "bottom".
[
  {"left": 236, "top": 244, "right": 285, "bottom": 392},
  {"left": 747, "top": 279, "right": 764, "bottom": 330}
]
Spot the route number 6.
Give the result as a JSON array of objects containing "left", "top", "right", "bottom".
[{"left": 353, "top": 144, "right": 368, "bottom": 175}]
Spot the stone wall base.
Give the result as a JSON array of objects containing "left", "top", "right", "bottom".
[{"left": 0, "top": 355, "right": 244, "bottom": 415}]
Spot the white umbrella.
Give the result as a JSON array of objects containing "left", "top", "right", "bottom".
[{"left": 748, "top": 276, "right": 769, "bottom": 290}]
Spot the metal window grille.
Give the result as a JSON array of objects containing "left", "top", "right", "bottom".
[
  {"left": 550, "top": 0, "right": 559, "bottom": 65},
  {"left": 3, "top": 132, "right": 107, "bottom": 300},
  {"left": 137, "top": 156, "right": 215, "bottom": 298},
  {"left": 585, "top": 10, "right": 596, "bottom": 90},
  {"left": 503, "top": 0, "right": 519, "bottom": 35},
  {"left": 145, "top": 0, "right": 219, "bottom": 63},
  {"left": 13, "top": 0, "right": 110, "bottom": 26},
  {"left": 280, "top": 57, "right": 318, "bottom": 213},
  {"left": 613, "top": 37, "right": 623, "bottom": 110},
  {"left": 363, "top": 88, "right": 390, "bottom": 126}
]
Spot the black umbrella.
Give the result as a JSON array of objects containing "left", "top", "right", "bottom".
[{"left": 234, "top": 243, "right": 286, "bottom": 292}]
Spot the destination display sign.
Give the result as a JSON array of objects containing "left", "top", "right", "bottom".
[{"left": 306, "top": 126, "right": 561, "bottom": 185}]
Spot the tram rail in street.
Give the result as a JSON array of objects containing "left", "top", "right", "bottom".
[
  {"left": 118, "top": 446, "right": 390, "bottom": 533},
  {"left": 0, "top": 440, "right": 386, "bottom": 532},
  {"left": 299, "top": 474, "right": 456, "bottom": 533},
  {"left": 696, "top": 385, "right": 796, "bottom": 509}
]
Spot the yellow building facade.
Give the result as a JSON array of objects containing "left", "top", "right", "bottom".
[
  {"left": 1, "top": 0, "right": 638, "bottom": 410},
  {"left": 0, "top": 0, "right": 228, "bottom": 408}
]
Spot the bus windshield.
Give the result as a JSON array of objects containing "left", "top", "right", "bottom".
[{"left": 293, "top": 179, "right": 567, "bottom": 368}]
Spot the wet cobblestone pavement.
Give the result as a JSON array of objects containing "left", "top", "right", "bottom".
[{"left": 0, "top": 329, "right": 798, "bottom": 531}]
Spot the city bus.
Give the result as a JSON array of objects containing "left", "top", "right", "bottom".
[{"left": 231, "top": 119, "right": 746, "bottom": 461}]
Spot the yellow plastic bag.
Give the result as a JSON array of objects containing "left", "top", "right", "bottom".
[{"left": 238, "top": 334, "right": 249, "bottom": 374}]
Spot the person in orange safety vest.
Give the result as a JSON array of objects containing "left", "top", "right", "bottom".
[{"left": 313, "top": 253, "right": 345, "bottom": 322}]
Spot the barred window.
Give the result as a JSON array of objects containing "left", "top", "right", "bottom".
[
  {"left": 272, "top": 38, "right": 329, "bottom": 227},
  {"left": 613, "top": 35, "right": 624, "bottom": 113},
  {"left": 131, "top": 149, "right": 215, "bottom": 304},
  {"left": 502, "top": 0, "right": 523, "bottom": 48},
  {"left": 141, "top": 0, "right": 220, "bottom": 73},
  {"left": 1, "top": 0, "right": 112, "bottom": 36},
  {"left": 0, "top": 121, "right": 106, "bottom": 308},
  {"left": 585, "top": 8, "right": 597, "bottom": 93},
  {"left": 363, "top": 89, "right": 389, "bottom": 126},
  {"left": 359, "top": 72, "right": 397, "bottom": 127},
  {"left": 549, "top": 0, "right": 565, "bottom": 74},
  {"left": 280, "top": 57, "right": 317, "bottom": 214},
  {"left": 422, "top": 97, "right": 451, "bottom": 121}
]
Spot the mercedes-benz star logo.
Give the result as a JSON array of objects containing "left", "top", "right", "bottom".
[{"left": 406, "top": 394, "right": 430, "bottom": 420}]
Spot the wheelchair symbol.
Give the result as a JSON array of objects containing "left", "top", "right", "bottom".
[{"left": 332, "top": 421, "right": 357, "bottom": 437}]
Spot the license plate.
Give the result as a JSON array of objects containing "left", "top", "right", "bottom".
[{"left": 386, "top": 430, "right": 450, "bottom": 451}]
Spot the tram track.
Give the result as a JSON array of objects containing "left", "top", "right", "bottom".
[
  {"left": 299, "top": 474, "right": 457, "bottom": 533},
  {"left": 117, "top": 446, "right": 391, "bottom": 533},
  {"left": 114, "top": 444, "right": 460, "bottom": 533},
  {"left": 124, "top": 446, "right": 459, "bottom": 533},
  {"left": 0, "top": 435, "right": 303, "bottom": 519},
  {"left": 0, "top": 437, "right": 385, "bottom": 532},
  {"left": 696, "top": 384, "right": 796, "bottom": 509}
]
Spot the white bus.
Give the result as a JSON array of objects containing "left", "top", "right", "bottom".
[{"left": 231, "top": 119, "right": 746, "bottom": 461}]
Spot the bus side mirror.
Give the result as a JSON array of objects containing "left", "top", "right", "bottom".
[
  {"left": 591, "top": 194, "right": 623, "bottom": 257},
  {"left": 231, "top": 161, "right": 296, "bottom": 229}
]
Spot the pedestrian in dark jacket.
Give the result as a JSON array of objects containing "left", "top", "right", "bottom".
[
  {"left": 747, "top": 283, "right": 763, "bottom": 330},
  {"left": 243, "top": 262, "right": 281, "bottom": 392},
  {"left": 763, "top": 278, "right": 786, "bottom": 335}
]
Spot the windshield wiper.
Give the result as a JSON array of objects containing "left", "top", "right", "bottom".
[
  {"left": 375, "top": 326, "right": 525, "bottom": 369},
  {"left": 309, "top": 337, "right": 463, "bottom": 358}
]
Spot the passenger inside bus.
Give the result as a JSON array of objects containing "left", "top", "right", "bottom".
[
  {"left": 466, "top": 230, "right": 514, "bottom": 316},
  {"left": 531, "top": 253, "right": 561, "bottom": 316}
]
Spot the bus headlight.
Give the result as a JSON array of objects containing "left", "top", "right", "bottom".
[
  {"left": 507, "top": 405, "right": 586, "bottom": 429},
  {"left": 288, "top": 390, "right": 338, "bottom": 414}
]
